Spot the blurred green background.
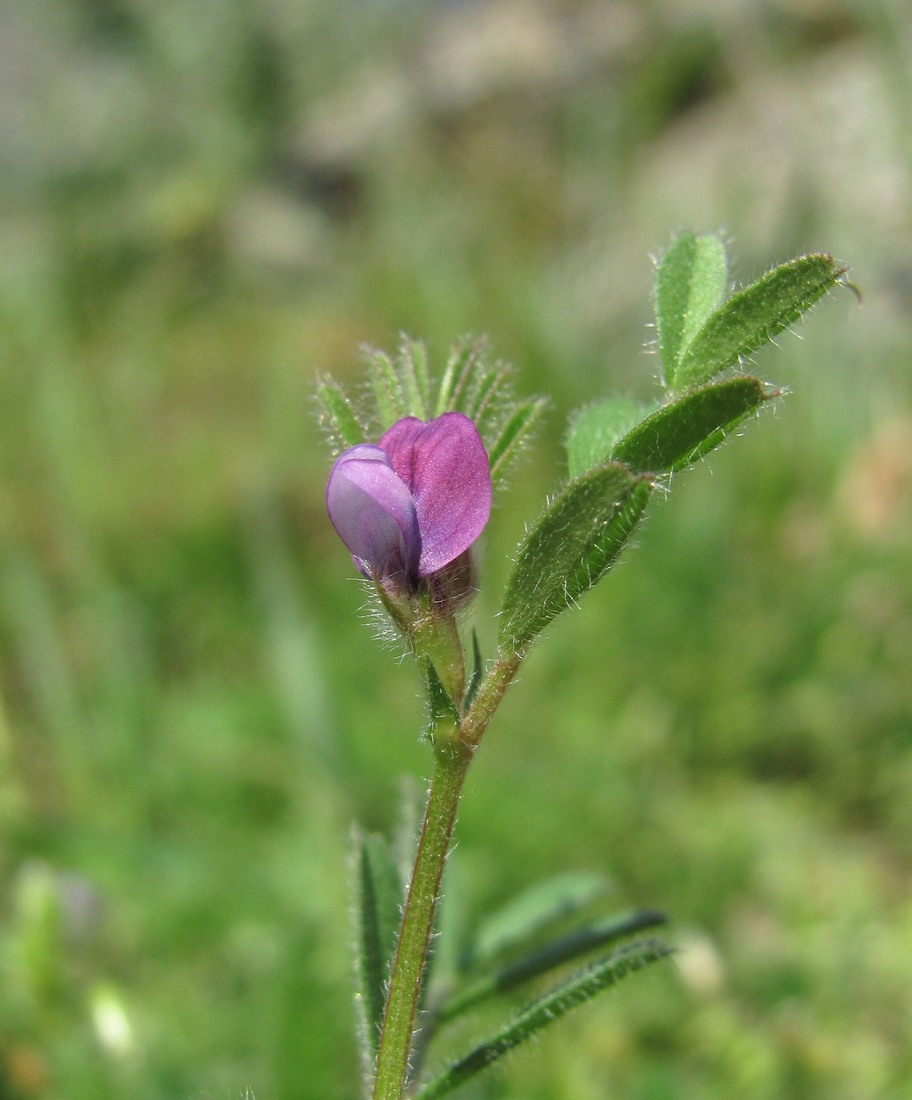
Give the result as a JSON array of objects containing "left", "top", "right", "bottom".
[{"left": 1, "top": 1, "right": 911, "bottom": 1097}]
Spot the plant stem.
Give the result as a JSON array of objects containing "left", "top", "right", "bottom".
[
  {"left": 370, "top": 650, "right": 525, "bottom": 1100},
  {"left": 461, "top": 650, "right": 523, "bottom": 748},
  {"left": 371, "top": 737, "right": 473, "bottom": 1100}
]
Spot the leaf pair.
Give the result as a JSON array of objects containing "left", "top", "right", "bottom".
[
  {"left": 417, "top": 939, "right": 671, "bottom": 1100},
  {"left": 500, "top": 463, "right": 654, "bottom": 656},
  {"left": 502, "top": 234, "right": 844, "bottom": 657},
  {"left": 413, "top": 873, "right": 669, "bottom": 1099},
  {"left": 354, "top": 830, "right": 670, "bottom": 1100},
  {"left": 656, "top": 231, "right": 842, "bottom": 390},
  {"left": 567, "top": 375, "right": 776, "bottom": 482}
]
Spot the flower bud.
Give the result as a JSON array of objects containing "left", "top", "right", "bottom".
[{"left": 326, "top": 412, "right": 492, "bottom": 605}]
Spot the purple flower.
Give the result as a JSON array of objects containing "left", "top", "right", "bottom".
[{"left": 326, "top": 412, "right": 492, "bottom": 591}]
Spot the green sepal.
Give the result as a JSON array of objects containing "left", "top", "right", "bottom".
[
  {"left": 671, "top": 253, "right": 843, "bottom": 390},
  {"left": 611, "top": 376, "right": 774, "bottom": 474},
  {"left": 656, "top": 231, "right": 728, "bottom": 382},
  {"left": 488, "top": 397, "right": 549, "bottom": 485},
  {"left": 499, "top": 464, "right": 654, "bottom": 655},
  {"left": 438, "top": 907, "right": 666, "bottom": 1025},
  {"left": 352, "top": 828, "right": 404, "bottom": 1065},
  {"left": 415, "top": 939, "right": 672, "bottom": 1100},
  {"left": 565, "top": 397, "right": 653, "bottom": 480},
  {"left": 315, "top": 377, "right": 367, "bottom": 452}
]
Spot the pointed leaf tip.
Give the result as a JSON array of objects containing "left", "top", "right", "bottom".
[
  {"left": 671, "top": 252, "right": 841, "bottom": 390},
  {"left": 656, "top": 231, "right": 728, "bottom": 382},
  {"left": 611, "top": 376, "right": 773, "bottom": 474},
  {"left": 352, "top": 829, "right": 403, "bottom": 1064},
  {"left": 316, "top": 378, "right": 367, "bottom": 452},
  {"left": 416, "top": 938, "right": 672, "bottom": 1099},
  {"left": 499, "top": 464, "right": 653, "bottom": 654}
]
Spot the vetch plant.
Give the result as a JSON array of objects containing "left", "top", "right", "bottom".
[{"left": 316, "top": 233, "right": 848, "bottom": 1099}]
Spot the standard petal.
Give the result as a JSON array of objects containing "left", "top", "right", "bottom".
[
  {"left": 379, "top": 413, "right": 492, "bottom": 576},
  {"left": 325, "top": 445, "right": 421, "bottom": 580}
]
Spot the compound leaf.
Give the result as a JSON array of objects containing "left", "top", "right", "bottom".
[
  {"left": 611, "top": 376, "right": 773, "bottom": 474},
  {"left": 672, "top": 253, "right": 842, "bottom": 389},
  {"left": 416, "top": 939, "right": 672, "bottom": 1100},
  {"left": 500, "top": 464, "right": 654, "bottom": 655}
]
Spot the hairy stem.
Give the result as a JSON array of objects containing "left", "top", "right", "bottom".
[
  {"left": 371, "top": 738, "right": 473, "bottom": 1100},
  {"left": 461, "top": 650, "right": 524, "bottom": 747},
  {"left": 370, "top": 649, "right": 526, "bottom": 1099}
]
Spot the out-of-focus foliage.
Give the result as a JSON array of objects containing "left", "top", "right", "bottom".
[{"left": 0, "top": 1, "right": 910, "bottom": 1097}]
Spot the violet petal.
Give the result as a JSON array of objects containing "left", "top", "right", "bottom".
[
  {"left": 380, "top": 413, "right": 492, "bottom": 576},
  {"left": 325, "top": 445, "right": 421, "bottom": 580}
]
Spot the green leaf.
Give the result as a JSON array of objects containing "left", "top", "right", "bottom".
[
  {"left": 415, "top": 939, "right": 672, "bottom": 1100},
  {"left": 462, "top": 361, "right": 511, "bottom": 423},
  {"left": 366, "top": 348, "right": 405, "bottom": 426},
  {"left": 352, "top": 829, "right": 403, "bottom": 1062},
  {"left": 565, "top": 397, "right": 651, "bottom": 480},
  {"left": 672, "top": 253, "right": 842, "bottom": 389},
  {"left": 315, "top": 377, "right": 367, "bottom": 451},
  {"left": 611, "top": 376, "right": 774, "bottom": 474},
  {"left": 655, "top": 231, "right": 728, "bottom": 381},
  {"left": 464, "top": 630, "right": 484, "bottom": 712},
  {"left": 432, "top": 340, "right": 546, "bottom": 485},
  {"left": 426, "top": 659, "right": 461, "bottom": 733},
  {"left": 488, "top": 397, "right": 548, "bottom": 485},
  {"left": 397, "top": 336, "right": 431, "bottom": 420},
  {"left": 435, "top": 339, "right": 484, "bottom": 417},
  {"left": 499, "top": 464, "right": 654, "bottom": 655},
  {"left": 438, "top": 907, "right": 666, "bottom": 1025},
  {"left": 467, "top": 873, "right": 610, "bottom": 971}
]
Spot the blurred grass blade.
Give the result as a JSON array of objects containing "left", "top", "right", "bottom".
[
  {"left": 416, "top": 939, "right": 672, "bottom": 1099},
  {"left": 352, "top": 828, "right": 403, "bottom": 1064},
  {"left": 439, "top": 908, "right": 666, "bottom": 1025},
  {"left": 611, "top": 376, "right": 774, "bottom": 474},
  {"left": 499, "top": 464, "right": 654, "bottom": 655},
  {"left": 467, "top": 873, "right": 610, "bottom": 971},
  {"left": 488, "top": 397, "right": 548, "bottom": 484},
  {"left": 316, "top": 378, "right": 367, "bottom": 451},
  {"left": 656, "top": 231, "right": 728, "bottom": 382},
  {"left": 565, "top": 397, "right": 651, "bottom": 479},
  {"left": 673, "top": 253, "right": 842, "bottom": 389}
]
